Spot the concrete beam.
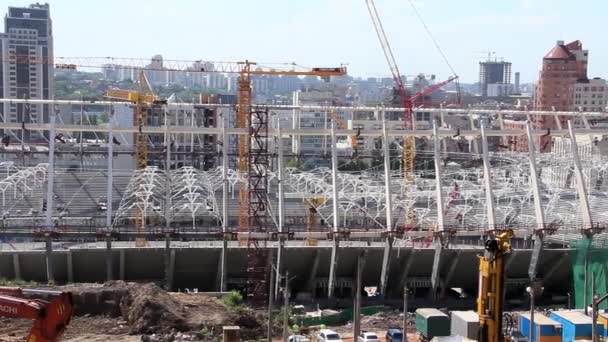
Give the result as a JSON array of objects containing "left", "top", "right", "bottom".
[
  {"left": 45, "top": 236, "right": 54, "bottom": 283},
  {"left": 12, "top": 253, "right": 21, "bottom": 280}
]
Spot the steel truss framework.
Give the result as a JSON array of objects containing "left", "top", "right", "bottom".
[
  {"left": 1, "top": 103, "right": 608, "bottom": 242},
  {"left": 4, "top": 146, "right": 608, "bottom": 235}
]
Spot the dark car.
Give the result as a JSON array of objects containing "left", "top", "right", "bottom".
[{"left": 386, "top": 328, "right": 404, "bottom": 342}]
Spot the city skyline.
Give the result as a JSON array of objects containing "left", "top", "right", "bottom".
[{"left": 5, "top": 0, "right": 608, "bottom": 83}]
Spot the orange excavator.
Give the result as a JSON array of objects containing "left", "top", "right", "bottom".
[{"left": 0, "top": 287, "right": 73, "bottom": 342}]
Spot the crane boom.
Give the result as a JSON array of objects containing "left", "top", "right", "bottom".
[{"left": 364, "top": 0, "right": 408, "bottom": 100}]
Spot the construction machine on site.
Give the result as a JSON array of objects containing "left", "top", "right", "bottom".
[
  {"left": 477, "top": 229, "right": 514, "bottom": 342},
  {"left": 0, "top": 287, "right": 73, "bottom": 342}
]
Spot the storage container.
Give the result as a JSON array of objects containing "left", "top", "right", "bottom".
[
  {"left": 450, "top": 311, "right": 479, "bottom": 340},
  {"left": 416, "top": 308, "right": 450, "bottom": 339},
  {"left": 549, "top": 311, "right": 593, "bottom": 342},
  {"left": 519, "top": 312, "right": 562, "bottom": 342}
]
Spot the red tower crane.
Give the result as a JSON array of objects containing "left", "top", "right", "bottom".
[{"left": 365, "top": 0, "right": 459, "bottom": 227}]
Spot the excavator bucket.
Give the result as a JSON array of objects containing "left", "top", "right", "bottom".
[{"left": 27, "top": 292, "right": 73, "bottom": 342}]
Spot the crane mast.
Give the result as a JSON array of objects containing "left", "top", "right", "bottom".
[
  {"left": 477, "top": 230, "right": 513, "bottom": 342},
  {"left": 365, "top": 0, "right": 459, "bottom": 229},
  {"left": 365, "top": 0, "right": 416, "bottom": 227}
]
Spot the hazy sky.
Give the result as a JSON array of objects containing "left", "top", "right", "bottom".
[{"left": 5, "top": 0, "right": 607, "bottom": 83}]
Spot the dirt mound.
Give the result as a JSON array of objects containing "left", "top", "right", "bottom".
[
  {"left": 0, "top": 282, "right": 266, "bottom": 340},
  {"left": 120, "top": 283, "right": 189, "bottom": 334}
]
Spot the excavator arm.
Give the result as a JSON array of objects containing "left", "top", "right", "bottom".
[{"left": 0, "top": 287, "right": 73, "bottom": 342}]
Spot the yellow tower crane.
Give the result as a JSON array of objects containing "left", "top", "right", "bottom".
[{"left": 105, "top": 72, "right": 164, "bottom": 245}]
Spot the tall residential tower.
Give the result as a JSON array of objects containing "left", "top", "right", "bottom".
[{"left": 0, "top": 3, "right": 54, "bottom": 141}]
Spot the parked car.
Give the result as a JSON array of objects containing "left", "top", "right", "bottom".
[
  {"left": 316, "top": 329, "right": 343, "bottom": 342},
  {"left": 386, "top": 328, "right": 404, "bottom": 342},
  {"left": 288, "top": 335, "right": 310, "bottom": 342},
  {"left": 358, "top": 331, "right": 380, "bottom": 342}
]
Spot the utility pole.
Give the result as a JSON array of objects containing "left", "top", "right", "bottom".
[
  {"left": 403, "top": 286, "right": 408, "bottom": 342},
  {"left": 283, "top": 271, "right": 290, "bottom": 342},
  {"left": 591, "top": 274, "right": 597, "bottom": 342},
  {"left": 267, "top": 265, "right": 275, "bottom": 342},
  {"left": 528, "top": 286, "right": 535, "bottom": 342},
  {"left": 353, "top": 252, "right": 365, "bottom": 339}
]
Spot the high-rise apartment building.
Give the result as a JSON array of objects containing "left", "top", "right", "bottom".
[
  {"left": 479, "top": 59, "right": 512, "bottom": 97},
  {"left": 0, "top": 3, "right": 53, "bottom": 141}
]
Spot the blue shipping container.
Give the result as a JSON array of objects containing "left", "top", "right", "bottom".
[
  {"left": 520, "top": 313, "right": 562, "bottom": 342},
  {"left": 549, "top": 311, "right": 593, "bottom": 342}
]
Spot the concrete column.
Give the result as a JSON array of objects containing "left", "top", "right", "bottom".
[
  {"left": 45, "top": 113, "right": 56, "bottom": 228},
  {"left": 167, "top": 249, "right": 176, "bottom": 291},
  {"left": 397, "top": 250, "right": 415, "bottom": 296},
  {"left": 165, "top": 111, "right": 172, "bottom": 229},
  {"left": 568, "top": 121, "right": 593, "bottom": 228},
  {"left": 328, "top": 121, "right": 340, "bottom": 298},
  {"left": 353, "top": 250, "right": 367, "bottom": 339},
  {"left": 106, "top": 112, "right": 114, "bottom": 228},
  {"left": 164, "top": 236, "right": 172, "bottom": 290},
  {"left": 468, "top": 110, "right": 479, "bottom": 154},
  {"left": 220, "top": 117, "right": 228, "bottom": 293},
  {"left": 431, "top": 121, "right": 447, "bottom": 296},
  {"left": 105, "top": 234, "right": 113, "bottom": 281},
  {"left": 291, "top": 91, "right": 301, "bottom": 155},
  {"left": 328, "top": 239, "right": 340, "bottom": 299},
  {"left": 440, "top": 251, "right": 461, "bottom": 298},
  {"left": 67, "top": 250, "right": 74, "bottom": 283},
  {"left": 526, "top": 122, "right": 546, "bottom": 281},
  {"left": 276, "top": 119, "right": 286, "bottom": 298},
  {"left": 379, "top": 115, "right": 393, "bottom": 298},
  {"left": 12, "top": 253, "right": 21, "bottom": 280},
  {"left": 119, "top": 249, "right": 126, "bottom": 280},
  {"left": 307, "top": 250, "right": 321, "bottom": 296},
  {"left": 45, "top": 235, "right": 54, "bottom": 283},
  {"left": 480, "top": 121, "right": 496, "bottom": 230},
  {"left": 218, "top": 240, "right": 228, "bottom": 292}
]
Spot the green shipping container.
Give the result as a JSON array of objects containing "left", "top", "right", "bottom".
[{"left": 416, "top": 308, "right": 450, "bottom": 339}]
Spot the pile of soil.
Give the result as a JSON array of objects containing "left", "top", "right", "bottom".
[
  {"left": 120, "top": 283, "right": 190, "bottom": 334},
  {"left": 0, "top": 281, "right": 265, "bottom": 341}
]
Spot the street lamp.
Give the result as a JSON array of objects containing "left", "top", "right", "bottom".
[{"left": 526, "top": 285, "right": 544, "bottom": 342}]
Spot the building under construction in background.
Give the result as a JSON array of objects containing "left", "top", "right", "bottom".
[{"left": 478, "top": 59, "right": 512, "bottom": 97}]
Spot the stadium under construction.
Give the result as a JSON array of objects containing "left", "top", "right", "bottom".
[{"left": 1, "top": 100, "right": 608, "bottom": 305}]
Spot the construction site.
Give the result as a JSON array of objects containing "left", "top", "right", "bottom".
[{"left": 1, "top": 1, "right": 608, "bottom": 342}]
